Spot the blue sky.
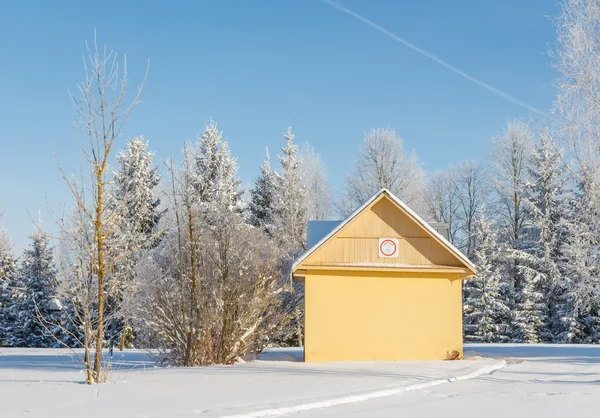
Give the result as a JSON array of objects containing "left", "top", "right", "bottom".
[{"left": 0, "top": 0, "right": 558, "bottom": 253}]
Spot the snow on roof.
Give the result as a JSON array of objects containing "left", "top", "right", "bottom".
[{"left": 292, "top": 188, "right": 477, "bottom": 276}]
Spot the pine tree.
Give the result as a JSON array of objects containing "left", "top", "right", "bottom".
[
  {"left": 273, "top": 126, "right": 307, "bottom": 253},
  {"left": 9, "top": 227, "right": 62, "bottom": 347},
  {"left": 193, "top": 120, "right": 242, "bottom": 212},
  {"left": 248, "top": 148, "right": 277, "bottom": 235},
  {"left": 511, "top": 130, "right": 568, "bottom": 342},
  {"left": 109, "top": 136, "right": 162, "bottom": 349},
  {"left": 512, "top": 267, "right": 546, "bottom": 343},
  {"left": 463, "top": 215, "right": 510, "bottom": 343},
  {"left": 268, "top": 127, "right": 308, "bottom": 347},
  {"left": 113, "top": 137, "right": 161, "bottom": 242},
  {"left": 0, "top": 226, "right": 17, "bottom": 346},
  {"left": 559, "top": 192, "right": 600, "bottom": 343}
]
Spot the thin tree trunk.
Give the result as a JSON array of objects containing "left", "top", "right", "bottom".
[
  {"left": 93, "top": 171, "right": 105, "bottom": 383},
  {"left": 84, "top": 319, "right": 92, "bottom": 385},
  {"left": 119, "top": 318, "right": 127, "bottom": 351}
]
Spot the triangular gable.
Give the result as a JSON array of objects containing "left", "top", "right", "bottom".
[{"left": 292, "top": 189, "right": 477, "bottom": 278}]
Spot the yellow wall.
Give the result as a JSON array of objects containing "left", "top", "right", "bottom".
[{"left": 304, "top": 270, "right": 463, "bottom": 362}]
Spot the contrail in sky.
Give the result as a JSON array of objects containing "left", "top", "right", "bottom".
[{"left": 322, "top": 0, "right": 540, "bottom": 114}]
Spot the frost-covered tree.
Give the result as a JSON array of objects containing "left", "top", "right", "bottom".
[
  {"left": 512, "top": 267, "right": 546, "bottom": 343},
  {"left": 463, "top": 215, "right": 510, "bottom": 343},
  {"left": 109, "top": 136, "right": 162, "bottom": 350},
  {"left": 298, "top": 144, "right": 333, "bottom": 221},
  {"left": 273, "top": 127, "right": 307, "bottom": 253},
  {"left": 248, "top": 148, "right": 277, "bottom": 235},
  {"left": 455, "top": 161, "right": 489, "bottom": 259},
  {"left": 554, "top": 0, "right": 600, "bottom": 168},
  {"left": 133, "top": 153, "right": 290, "bottom": 366},
  {"left": 339, "top": 128, "right": 427, "bottom": 217},
  {"left": 113, "top": 136, "right": 161, "bottom": 242},
  {"left": 492, "top": 121, "right": 533, "bottom": 245},
  {"left": 559, "top": 193, "right": 600, "bottom": 343},
  {"left": 9, "top": 227, "right": 62, "bottom": 347},
  {"left": 490, "top": 121, "right": 534, "bottom": 318},
  {"left": 54, "top": 32, "right": 147, "bottom": 384},
  {"left": 193, "top": 120, "right": 242, "bottom": 213},
  {"left": 426, "top": 169, "right": 459, "bottom": 244},
  {"left": 511, "top": 129, "right": 568, "bottom": 341},
  {"left": 0, "top": 224, "right": 17, "bottom": 346},
  {"left": 552, "top": 0, "right": 600, "bottom": 344}
]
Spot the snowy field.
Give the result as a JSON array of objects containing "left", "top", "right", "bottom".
[{"left": 1, "top": 345, "right": 599, "bottom": 417}]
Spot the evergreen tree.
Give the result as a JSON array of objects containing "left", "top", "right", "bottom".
[
  {"left": 511, "top": 130, "right": 568, "bottom": 342},
  {"left": 512, "top": 267, "right": 546, "bottom": 343},
  {"left": 268, "top": 127, "right": 308, "bottom": 347},
  {"left": 9, "top": 227, "right": 62, "bottom": 347},
  {"left": 559, "top": 191, "right": 600, "bottom": 343},
  {"left": 273, "top": 126, "right": 307, "bottom": 253},
  {"left": 0, "top": 226, "right": 17, "bottom": 346},
  {"left": 463, "top": 215, "right": 510, "bottom": 343},
  {"left": 490, "top": 121, "right": 533, "bottom": 329},
  {"left": 109, "top": 136, "right": 162, "bottom": 349},
  {"left": 248, "top": 148, "right": 277, "bottom": 235},
  {"left": 113, "top": 137, "right": 161, "bottom": 242},
  {"left": 193, "top": 120, "right": 242, "bottom": 212}
]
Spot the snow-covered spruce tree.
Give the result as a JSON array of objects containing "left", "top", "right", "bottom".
[
  {"left": 192, "top": 120, "right": 242, "bottom": 213},
  {"left": 298, "top": 144, "right": 333, "bottom": 221},
  {"left": 558, "top": 183, "right": 600, "bottom": 343},
  {"left": 273, "top": 126, "right": 307, "bottom": 253},
  {"left": 489, "top": 121, "right": 534, "bottom": 339},
  {"left": 338, "top": 128, "right": 428, "bottom": 217},
  {"left": 253, "top": 127, "right": 307, "bottom": 348},
  {"left": 463, "top": 215, "right": 510, "bottom": 343},
  {"left": 512, "top": 268, "right": 546, "bottom": 343},
  {"left": 9, "top": 227, "right": 63, "bottom": 347},
  {"left": 113, "top": 136, "right": 161, "bottom": 243},
  {"left": 0, "top": 225, "right": 17, "bottom": 346},
  {"left": 510, "top": 129, "right": 568, "bottom": 342},
  {"left": 248, "top": 148, "right": 277, "bottom": 235},
  {"left": 107, "top": 136, "right": 162, "bottom": 350}
]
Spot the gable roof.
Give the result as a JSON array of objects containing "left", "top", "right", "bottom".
[{"left": 292, "top": 188, "right": 477, "bottom": 278}]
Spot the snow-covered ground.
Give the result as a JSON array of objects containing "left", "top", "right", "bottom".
[{"left": 0, "top": 344, "right": 599, "bottom": 417}]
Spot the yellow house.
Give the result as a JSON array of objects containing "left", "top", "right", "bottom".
[{"left": 292, "top": 189, "right": 477, "bottom": 362}]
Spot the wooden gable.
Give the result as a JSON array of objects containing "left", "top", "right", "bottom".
[{"left": 293, "top": 190, "right": 476, "bottom": 279}]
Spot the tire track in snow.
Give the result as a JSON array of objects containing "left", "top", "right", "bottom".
[{"left": 221, "top": 360, "right": 507, "bottom": 418}]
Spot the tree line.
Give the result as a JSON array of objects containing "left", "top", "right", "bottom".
[{"left": 1, "top": 0, "right": 600, "bottom": 383}]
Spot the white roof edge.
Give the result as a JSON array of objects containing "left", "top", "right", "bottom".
[
  {"left": 292, "top": 188, "right": 477, "bottom": 276},
  {"left": 383, "top": 189, "right": 477, "bottom": 273}
]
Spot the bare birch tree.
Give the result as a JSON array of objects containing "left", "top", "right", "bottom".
[
  {"left": 425, "top": 169, "right": 459, "bottom": 244},
  {"left": 491, "top": 121, "right": 533, "bottom": 244},
  {"left": 55, "top": 32, "right": 147, "bottom": 384},
  {"left": 554, "top": 0, "right": 600, "bottom": 171},
  {"left": 455, "top": 161, "right": 489, "bottom": 259},
  {"left": 339, "top": 128, "right": 427, "bottom": 216},
  {"left": 298, "top": 144, "right": 333, "bottom": 221},
  {"left": 490, "top": 121, "right": 533, "bottom": 302}
]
